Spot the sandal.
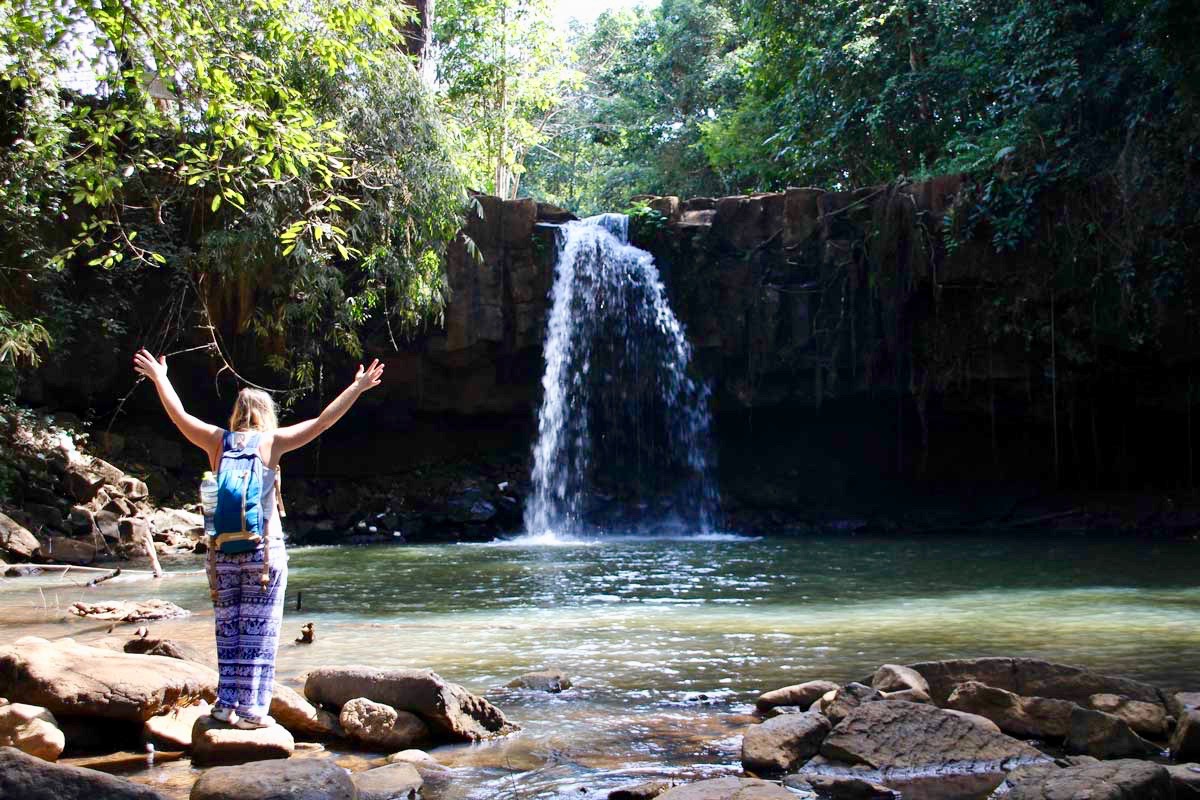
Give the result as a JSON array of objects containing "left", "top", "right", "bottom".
[
  {"left": 233, "top": 714, "right": 276, "bottom": 730},
  {"left": 210, "top": 707, "right": 238, "bottom": 725}
]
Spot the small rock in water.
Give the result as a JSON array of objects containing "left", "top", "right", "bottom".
[
  {"left": 507, "top": 669, "right": 572, "bottom": 693},
  {"left": 295, "top": 623, "right": 315, "bottom": 644},
  {"left": 607, "top": 780, "right": 675, "bottom": 800}
]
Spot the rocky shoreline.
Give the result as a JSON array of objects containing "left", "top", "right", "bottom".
[{"left": 1, "top": 639, "right": 1198, "bottom": 799}]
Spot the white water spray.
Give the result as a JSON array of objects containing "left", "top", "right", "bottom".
[{"left": 525, "top": 214, "right": 718, "bottom": 538}]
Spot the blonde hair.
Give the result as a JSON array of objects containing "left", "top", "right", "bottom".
[{"left": 229, "top": 388, "right": 278, "bottom": 432}]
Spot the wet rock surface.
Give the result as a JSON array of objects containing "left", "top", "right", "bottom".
[
  {"left": 946, "top": 680, "right": 1075, "bottom": 740},
  {"left": 1065, "top": 707, "right": 1159, "bottom": 759},
  {"left": 0, "top": 745, "right": 167, "bottom": 799},
  {"left": 908, "top": 658, "right": 1165, "bottom": 708},
  {"left": 189, "top": 757, "right": 355, "bottom": 800},
  {"left": 352, "top": 762, "right": 424, "bottom": 800},
  {"left": 507, "top": 669, "right": 573, "bottom": 692},
  {"left": 657, "top": 776, "right": 795, "bottom": 800}
]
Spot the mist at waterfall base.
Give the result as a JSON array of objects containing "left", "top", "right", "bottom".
[{"left": 524, "top": 214, "right": 719, "bottom": 539}]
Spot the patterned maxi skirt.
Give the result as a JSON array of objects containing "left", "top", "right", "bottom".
[{"left": 212, "top": 538, "right": 288, "bottom": 720}]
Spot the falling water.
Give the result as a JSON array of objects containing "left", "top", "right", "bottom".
[{"left": 525, "top": 213, "right": 718, "bottom": 537}]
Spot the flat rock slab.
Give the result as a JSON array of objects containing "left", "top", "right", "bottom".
[
  {"left": 0, "top": 638, "right": 216, "bottom": 721},
  {"left": 304, "top": 666, "right": 517, "bottom": 741},
  {"left": 0, "top": 745, "right": 167, "bottom": 799},
  {"left": 1001, "top": 758, "right": 1172, "bottom": 799},
  {"left": 69, "top": 600, "right": 189, "bottom": 622},
  {"left": 907, "top": 658, "right": 1164, "bottom": 707},
  {"left": 657, "top": 777, "right": 794, "bottom": 800},
  {"left": 819, "top": 701, "right": 1046, "bottom": 771},
  {"left": 190, "top": 717, "right": 294, "bottom": 767},
  {"left": 741, "top": 710, "right": 830, "bottom": 773},
  {"left": 353, "top": 762, "right": 423, "bottom": 800},
  {"left": 190, "top": 757, "right": 354, "bottom": 800}
]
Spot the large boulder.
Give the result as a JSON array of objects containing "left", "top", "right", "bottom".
[
  {"left": 339, "top": 697, "right": 431, "bottom": 751},
  {"left": 756, "top": 680, "right": 840, "bottom": 712},
  {"left": 741, "top": 710, "right": 830, "bottom": 774},
  {"left": 0, "top": 512, "right": 41, "bottom": 560},
  {"left": 190, "top": 716, "right": 295, "bottom": 767},
  {"left": 0, "top": 638, "right": 215, "bottom": 721},
  {"left": 0, "top": 701, "right": 65, "bottom": 761},
  {"left": 0, "top": 745, "right": 167, "bottom": 799},
  {"left": 1065, "top": 707, "right": 1159, "bottom": 759},
  {"left": 352, "top": 762, "right": 423, "bottom": 800},
  {"left": 190, "top": 757, "right": 354, "bottom": 800},
  {"left": 818, "top": 701, "right": 1046, "bottom": 771},
  {"left": 304, "top": 666, "right": 517, "bottom": 741},
  {"left": 1088, "top": 693, "right": 1170, "bottom": 738},
  {"left": 907, "top": 658, "right": 1164, "bottom": 707},
  {"left": 871, "top": 664, "right": 929, "bottom": 695},
  {"left": 998, "top": 758, "right": 1172, "bottom": 799},
  {"left": 657, "top": 777, "right": 794, "bottom": 800},
  {"left": 946, "top": 680, "right": 1075, "bottom": 739}
]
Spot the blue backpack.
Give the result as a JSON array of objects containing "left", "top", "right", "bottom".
[{"left": 212, "top": 431, "right": 271, "bottom": 554}]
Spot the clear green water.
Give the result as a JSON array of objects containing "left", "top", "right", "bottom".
[{"left": 3, "top": 532, "right": 1200, "bottom": 798}]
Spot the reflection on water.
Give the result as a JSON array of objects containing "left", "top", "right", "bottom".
[{"left": 5, "top": 532, "right": 1200, "bottom": 799}]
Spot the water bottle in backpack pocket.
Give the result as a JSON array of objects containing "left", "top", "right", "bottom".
[{"left": 212, "top": 431, "right": 267, "bottom": 554}]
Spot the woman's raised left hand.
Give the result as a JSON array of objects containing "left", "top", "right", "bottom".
[{"left": 353, "top": 358, "right": 384, "bottom": 393}]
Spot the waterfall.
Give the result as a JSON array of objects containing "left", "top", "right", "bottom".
[{"left": 525, "top": 213, "right": 718, "bottom": 537}]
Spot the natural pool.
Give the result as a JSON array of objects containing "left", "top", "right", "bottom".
[{"left": 3, "top": 532, "right": 1200, "bottom": 798}]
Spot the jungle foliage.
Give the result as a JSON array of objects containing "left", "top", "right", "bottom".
[{"left": 0, "top": 0, "right": 467, "bottom": 395}]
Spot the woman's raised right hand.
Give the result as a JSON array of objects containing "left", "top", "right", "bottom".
[
  {"left": 133, "top": 348, "right": 168, "bottom": 384},
  {"left": 352, "top": 358, "right": 384, "bottom": 393}
]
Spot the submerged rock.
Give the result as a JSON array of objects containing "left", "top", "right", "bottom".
[
  {"left": 0, "top": 638, "right": 215, "bottom": 721},
  {"left": 507, "top": 669, "right": 572, "bottom": 692},
  {"left": 1065, "top": 707, "right": 1159, "bottom": 759},
  {"left": 657, "top": 777, "right": 793, "bottom": 800},
  {"left": 304, "top": 666, "right": 517, "bottom": 741},
  {"left": 190, "top": 716, "right": 295, "bottom": 767},
  {"left": 339, "top": 697, "right": 430, "bottom": 750},
  {"left": 946, "top": 680, "right": 1075, "bottom": 739},
  {"left": 386, "top": 748, "right": 453, "bottom": 776},
  {"left": 352, "top": 762, "right": 423, "bottom": 800},
  {"left": 741, "top": 710, "right": 830, "bottom": 774},
  {"left": 755, "top": 680, "right": 840, "bottom": 712},
  {"left": 0, "top": 745, "right": 166, "bottom": 799},
  {"left": 190, "top": 757, "right": 354, "bottom": 800},
  {"left": 818, "top": 701, "right": 1046, "bottom": 771},
  {"left": 997, "top": 758, "right": 1171, "bottom": 799},
  {"left": 0, "top": 701, "right": 65, "bottom": 761}
]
